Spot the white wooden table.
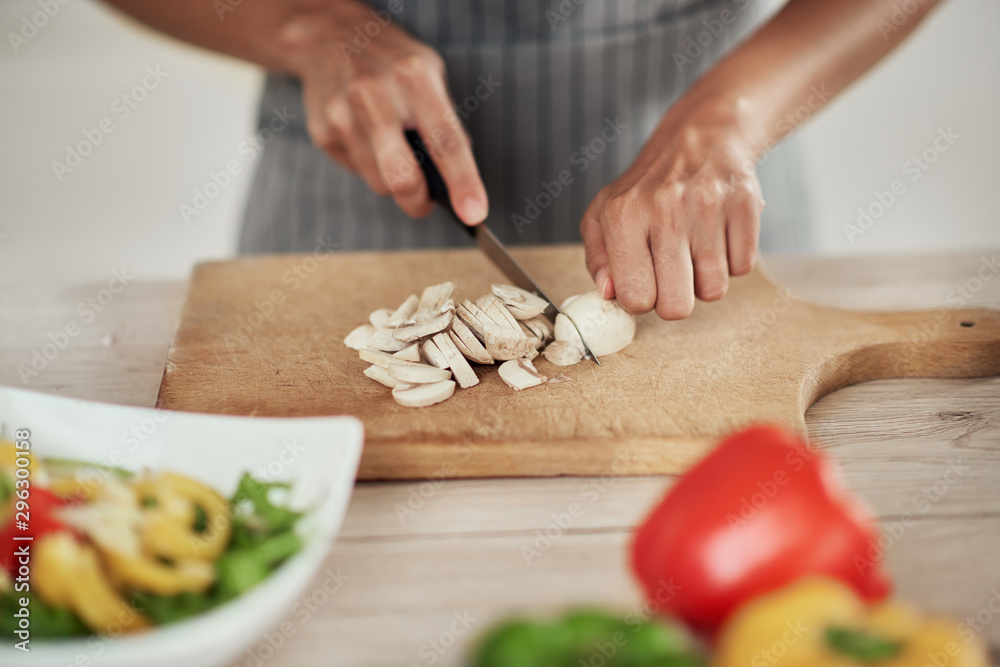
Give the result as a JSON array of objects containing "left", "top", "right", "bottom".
[{"left": 2, "top": 252, "right": 999, "bottom": 666}]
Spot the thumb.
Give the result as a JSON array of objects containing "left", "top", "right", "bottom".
[{"left": 580, "top": 208, "right": 616, "bottom": 300}]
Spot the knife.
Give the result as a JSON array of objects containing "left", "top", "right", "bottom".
[{"left": 405, "top": 129, "right": 600, "bottom": 365}]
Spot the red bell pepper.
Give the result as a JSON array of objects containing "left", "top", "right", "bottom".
[
  {"left": 630, "top": 424, "right": 891, "bottom": 635},
  {"left": 1, "top": 487, "right": 71, "bottom": 575}
]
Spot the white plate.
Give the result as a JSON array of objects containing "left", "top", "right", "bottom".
[{"left": 0, "top": 387, "right": 363, "bottom": 667}]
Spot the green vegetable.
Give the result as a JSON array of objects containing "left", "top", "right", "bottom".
[
  {"left": 229, "top": 474, "right": 303, "bottom": 548},
  {"left": 0, "top": 471, "right": 14, "bottom": 503},
  {"left": 43, "top": 457, "right": 133, "bottom": 481},
  {"left": 470, "top": 609, "right": 703, "bottom": 667},
  {"left": 0, "top": 592, "right": 88, "bottom": 638},
  {"left": 825, "top": 626, "right": 903, "bottom": 661}
]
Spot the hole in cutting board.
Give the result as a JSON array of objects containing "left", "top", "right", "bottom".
[{"left": 960, "top": 321, "right": 975, "bottom": 327}]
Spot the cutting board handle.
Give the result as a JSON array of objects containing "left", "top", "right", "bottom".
[{"left": 806, "top": 305, "right": 1000, "bottom": 403}]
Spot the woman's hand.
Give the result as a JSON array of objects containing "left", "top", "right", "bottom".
[
  {"left": 278, "top": 2, "right": 488, "bottom": 224},
  {"left": 580, "top": 97, "right": 764, "bottom": 320}
]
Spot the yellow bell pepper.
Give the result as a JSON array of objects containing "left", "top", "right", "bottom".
[
  {"left": 134, "top": 472, "right": 232, "bottom": 561},
  {"left": 713, "top": 577, "right": 988, "bottom": 667},
  {"left": 35, "top": 533, "right": 149, "bottom": 634}
]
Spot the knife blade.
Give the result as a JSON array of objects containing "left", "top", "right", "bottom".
[{"left": 405, "top": 129, "right": 600, "bottom": 365}]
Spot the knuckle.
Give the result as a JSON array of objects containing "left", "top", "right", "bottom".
[
  {"left": 730, "top": 250, "right": 757, "bottom": 276},
  {"left": 655, "top": 294, "right": 695, "bottom": 321},
  {"left": 616, "top": 283, "right": 656, "bottom": 314},
  {"left": 697, "top": 274, "right": 729, "bottom": 301},
  {"left": 392, "top": 52, "right": 441, "bottom": 84}
]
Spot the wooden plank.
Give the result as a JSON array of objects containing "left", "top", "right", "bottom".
[
  {"left": 0, "top": 281, "right": 186, "bottom": 406},
  {"left": 155, "top": 246, "right": 1000, "bottom": 480},
  {"left": 271, "top": 518, "right": 1000, "bottom": 666}
]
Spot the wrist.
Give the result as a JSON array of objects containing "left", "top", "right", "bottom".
[
  {"left": 647, "top": 92, "right": 765, "bottom": 166},
  {"left": 271, "top": 1, "right": 369, "bottom": 76}
]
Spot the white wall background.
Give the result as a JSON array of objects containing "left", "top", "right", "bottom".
[{"left": 0, "top": 0, "right": 997, "bottom": 285}]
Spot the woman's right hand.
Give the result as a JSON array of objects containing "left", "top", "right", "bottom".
[{"left": 277, "top": 2, "right": 488, "bottom": 224}]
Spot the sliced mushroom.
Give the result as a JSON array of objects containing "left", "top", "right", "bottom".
[
  {"left": 432, "top": 332, "right": 479, "bottom": 389},
  {"left": 522, "top": 315, "right": 554, "bottom": 343},
  {"left": 392, "top": 308, "right": 454, "bottom": 342},
  {"left": 542, "top": 340, "right": 583, "bottom": 366},
  {"left": 387, "top": 361, "right": 452, "bottom": 384},
  {"left": 415, "top": 282, "right": 455, "bottom": 320},
  {"left": 385, "top": 294, "right": 419, "bottom": 327},
  {"left": 363, "top": 364, "right": 402, "bottom": 388},
  {"left": 369, "top": 308, "right": 393, "bottom": 329},
  {"left": 392, "top": 380, "right": 456, "bottom": 408},
  {"left": 393, "top": 344, "right": 422, "bottom": 363},
  {"left": 369, "top": 328, "right": 410, "bottom": 352},
  {"left": 457, "top": 299, "right": 490, "bottom": 340},
  {"left": 560, "top": 294, "right": 582, "bottom": 310},
  {"left": 476, "top": 294, "right": 521, "bottom": 330},
  {"left": 343, "top": 324, "right": 375, "bottom": 350},
  {"left": 561, "top": 291, "right": 636, "bottom": 356},
  {"left": 524, "top": 347, "right": 539, "bottom": 361},
  {"left": 553, "top": 313, "right": 587, "bottom": 355},
  {"left": 359, "top": 348, "right": 398, "bottom": 368},
  {"left": 491, "top": 284, "right": 549, "bottom": 320},
  {"left": 421, "top": 339, "right": 450, "bottom": 370},
  {"left": 449, "top": 319, "right": 493, "bottom": 365},
  {"left": 483, "top": 323, "right": 534, "bottom": 361},
  {"left": 498, "top": 358, "right": 547, "bottom": 391}
]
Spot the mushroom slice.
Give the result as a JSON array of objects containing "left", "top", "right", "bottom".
[
  {"left": 421, "top": 339, "right": 450, "bottom": 370},
  {"left": 498, "top": 358, "right": 548, "bottom": 391},
  {"left": 476, "top": 294, "right": 521, "bottom": 330},
  {"left": 524, "top": 347, "right": 539, "bottom": 361},
  {"left": 553, "top": 313, "right": 587, "bottom": 355},
  {"left": 457, "top": 300, "right": 489, "bottom": 340},
  {"left": 385, "top": 294, "right": 419, "bottom": 327},
  {"left": 369, "top": 308, "right": 393, "bottom": 329},
  {"left": 449, "top": 319, "right": 493, "bottom": 365},
  {"left": 432, "top": 332, "right": 479, "bottom": 389},
  {"left": 542, "top": 340, "right": 583, "bottom": 366},
  {"left": 392, "top": 309, "right": 454, "bottom": 342},
  {"left": 392, "top": 380, "right": 456, "bottom": 408},
  {"left": 369, "top": 328, "right": 410, "bottom": 352},
  {"left": 343, "top": 324, "right": 375, "bottom": 350},
  {"left": 415, "top": 282, "right": 455, "bottom": 320},
  {"left": 393, "top": 344, "right": 422, "bottom": 363},
  {"left": 363, "top": 365, "right": 401, "bottom": 388},
  {"left": 483, "top": 323, "right": 534, "bottom": 361},
  {"left": 359, "top": 348, "right": 396, "bottom": 368},
  {"left": 522, "top": 316, "right": 554, "bottom": 344},
  {"left": 387, "top": 361, "right": 452, "bottom": 384},
  {"left": 491, "top": 284, "right": 549, "bottom": 320}
]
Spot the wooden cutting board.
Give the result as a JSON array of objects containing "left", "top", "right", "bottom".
[{"left": 156, "top": 245, "right": 1000, "bottom": 480}]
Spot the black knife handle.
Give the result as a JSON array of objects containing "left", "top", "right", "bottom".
[{"left": 405, "top": 129, "right": 475, "bottom": 238}]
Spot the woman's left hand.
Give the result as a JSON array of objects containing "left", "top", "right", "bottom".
[{"left": 580, "top": 96, "right": 765, "bottom": 320}]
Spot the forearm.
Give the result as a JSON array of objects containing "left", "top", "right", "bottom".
[
  {"left": 100, "top": 0, "right": 363, "bottom": 74},
  {"left": 655, "top": 0, "right": 945, "bottom": 158}
]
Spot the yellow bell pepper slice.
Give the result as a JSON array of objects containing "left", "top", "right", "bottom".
[
  {"left": 134, "top": 472, "right": 232, "bottom": 561},
  {"left": 714, "top": 577, "right": 988, "bottom": 667},
  {"left": 35, "top": 533, "right": 148, "bottom": 634},
  {"left": 100, "top": 547, "right": 215, "bottom": 596}
]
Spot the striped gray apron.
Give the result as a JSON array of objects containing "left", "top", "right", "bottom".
[{"left": 239, "top": 0, "right": 813, "bottom": 254}]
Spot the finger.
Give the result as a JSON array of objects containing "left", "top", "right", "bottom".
[
  {"left": 726, "top": 188, "right": 763, "bottom": 276},
  {"left": 323, "top": 141, "right": 355, "bottom": 171},
  {"left": 349, "top": 80, "right": 433, "bottom": 218},
  {"left": 395, "top": 57, "right": 488, "bottom": 224},
  {"left": 601, "top": 196, "right": 656, "bottom": 313},
  {"left": 580, "top": 202, "right": 615, "bottom": 299},
  {"left": 650, "top": 222, "right": 696, "bottom": 320},
  {"left": 324, "top": 98, "right": 388, "bottom": 196},
  {"left": 690, "top": 226, "right": 729, "bottom": 302}
]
